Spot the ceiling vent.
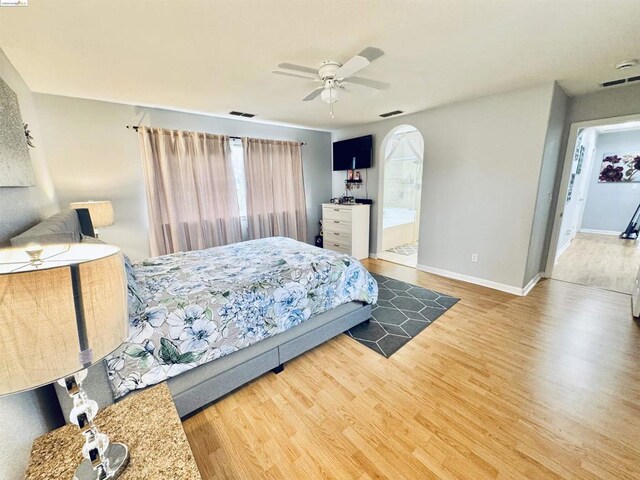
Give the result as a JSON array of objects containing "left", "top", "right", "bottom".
[
  {"left": 601, "top": 79, "right": 627, "bottom": 88},
  {"left": 379, "top": 110, "right": 403, "bottom": 118},
  {"left": 600, "top": 75, "right": 640, "bottom": 89},
  {"left": 229, "top": 111, "right": 256, "bottom": 118}
]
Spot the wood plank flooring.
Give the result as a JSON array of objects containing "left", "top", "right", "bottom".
[
  {"left": 182, "top": 259, "right": 640, "bottom": 479},
  {"left": 552, "top": 233, "right": 640, "bottom": 294}
]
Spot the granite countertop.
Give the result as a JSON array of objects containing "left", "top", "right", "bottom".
[{"left": 25, "top": 383, "right": 201, "bottom": 480}]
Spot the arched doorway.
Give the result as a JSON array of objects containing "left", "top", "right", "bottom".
[{"left": 378, "top": 125, "right": 424, "bottom": 267}]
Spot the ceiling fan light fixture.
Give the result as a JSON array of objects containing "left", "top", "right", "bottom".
[
  {"left": 274, "top": 46, "right": 387, "bottom": 118},
  {"left": 320, "top": 87, "right": 338, "bottom": 104}
]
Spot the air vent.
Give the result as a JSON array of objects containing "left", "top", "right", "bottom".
[
  {"left": 229, "top": 111, "right": 256, "bottom": 118},
  {"left": 380, "top": 110, "right": 403, "bottom": 118},
  {"left": 601, "top": 79, "right": 626, "bottom": 88},
  {"left": 600, "top": 75, "right": 640, "bottom": 89}
]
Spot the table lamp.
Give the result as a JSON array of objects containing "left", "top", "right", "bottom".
[
  {"left": 0, "top": 243, "right": 129, "bottom": 479},
  {"left": 69, "top": 201, "right": 114, "bottom": 237}
]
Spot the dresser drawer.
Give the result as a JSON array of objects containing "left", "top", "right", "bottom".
[
  {"left": 324, "top": 239, "right": 351, "bottom": 255},
  {"left": 324, "top": 218, "right": 351, "bottom": 235},
  {"left": 324, "top": 230, "right": 351, "bottom": 245},
  {"left": 322, "top": 206, "right": 352, "bottom": 223}
]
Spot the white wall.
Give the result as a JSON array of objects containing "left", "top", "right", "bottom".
[
  {"left": 0, "top": 49, "right": 63, "bottom": 480},
  {"left": 34, "top": 94, "right": 332, "bottom": 260},
  {"left": 556, "top": 128, "right": 596, "bottom": 255},
  {"left": 582, "top": 130, "right": 640, "bottom": 232},
  {"left": 333, "top": 83, "right": 558, "bottom": 290}
]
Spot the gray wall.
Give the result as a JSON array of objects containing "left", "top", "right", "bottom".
[
  {"left": 332, "top": 83, "right": 557, "bottom": 290},
  {"left": 524, "top": 83, "right": 569, "bottom": 284},
  {"left": 558, "top": 83, "right": 640, "bottom": 187},
  {"left": 34, "top": 94, "right": 332, "bottom": 260},
  {"left": 0, "top": 49, "right": 62, "bottom": 480},
  {"left": 567, "top": 83, "right": 640, "bottom": 126},
  {"left": 582, "top": 130, "right": 640, "bottom": 232},
  {"left": 0, "top": 50, "right": 58, "bottom": 244}
]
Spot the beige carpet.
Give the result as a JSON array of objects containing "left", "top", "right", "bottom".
[{"left": 553, "top": 232, "right": 640, "bottom": 294}]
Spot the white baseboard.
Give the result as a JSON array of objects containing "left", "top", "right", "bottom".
[
  {"left": 555, "top": 240, "right": 571, "bottom": 263},
  {"left": 522, "top": 273, "right": 542, "bottom": 296},
  {"left": 368, "top": 252, "right": 378, "bottom": 259},
  {"left": 579, "top": 228, "right": 620, "bottom": 236},
  {"left": 416, "top": 264, "right": 542, "bottom": 296}
]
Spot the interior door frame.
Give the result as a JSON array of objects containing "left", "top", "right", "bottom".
[
  {"left": 376, "top": 125, "right": 424, "bottom": 257},
  {"left": 544, "top": 113, "right": 640, "bottom": 277}
]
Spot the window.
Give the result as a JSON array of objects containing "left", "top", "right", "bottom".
[{"left": 229, "top": 138, "right": 247, "bottom": 219}]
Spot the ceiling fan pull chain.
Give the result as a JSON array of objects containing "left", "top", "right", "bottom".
[{"left": 330, "top": 88, "right": 335, "bottom": 117}]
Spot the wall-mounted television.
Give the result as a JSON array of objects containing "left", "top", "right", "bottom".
[{"left": 332, "top": 134, "right": 373, "bottom": 171}]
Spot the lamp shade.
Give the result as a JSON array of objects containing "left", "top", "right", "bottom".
[
  {"left": 69, "top": 200, "right": 114, "bottom": 228},
  {"left": 0, "top": 243, "right": 128, "bottom": 395}
]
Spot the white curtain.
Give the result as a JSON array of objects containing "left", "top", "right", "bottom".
[
  {"left": 243, "top": 138, "right": 307, "bottom": 242},
  {"left": 138, "top": 127, "right": 242, "bottom": 256}
]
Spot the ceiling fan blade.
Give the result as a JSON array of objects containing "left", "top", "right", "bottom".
[
  {"left": 303, "top": 87, "right": 324, "bottom": 101},
  {"left": 358, "top": 47, "right": 384, "bottom": 62},
  {"left": 345, "top": 76, "right": 390, "bottom": 90},
  {"left": 336, "top": 47, "right": 384, "bottom": 79},
  {"left": 278, "top": 63, "right": 318, "bottom": 75},
  {"left": 272, "top": 70, "right": 319, "bottom": 81}
]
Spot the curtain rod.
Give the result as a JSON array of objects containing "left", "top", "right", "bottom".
[{"left": 126, "top": 125, "right": 306, "bottom": 145}]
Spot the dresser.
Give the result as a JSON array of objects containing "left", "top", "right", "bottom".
[{"left": 322, "top": 203, "right": 370, "bottom": 260}]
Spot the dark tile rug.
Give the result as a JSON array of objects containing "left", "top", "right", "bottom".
[{"left": 346, "top": 273, "right": 459, "bottom": 358}]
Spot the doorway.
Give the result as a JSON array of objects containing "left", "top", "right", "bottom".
[
  {"left": 378, "top": 125, "right": 424, "bottom": 268},
  {"left": 548, "top": 117, "right": 640, "bottom": 294}
]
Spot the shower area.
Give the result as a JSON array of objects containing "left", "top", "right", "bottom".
[{"left": 379, "top": 125, "right": 424, "bottom": 267}]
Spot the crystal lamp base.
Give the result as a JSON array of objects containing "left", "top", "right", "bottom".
[{"left": 74, "top": 442, "right": 129, "bottom": 480}]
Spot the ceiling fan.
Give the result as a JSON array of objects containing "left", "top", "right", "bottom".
[{"left": 272, "top": 47, "right": 390, "bottom": 117}]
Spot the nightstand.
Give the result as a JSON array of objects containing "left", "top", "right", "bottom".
[{"left": 25, "top": 383, "right": 201, "bottom": 480}]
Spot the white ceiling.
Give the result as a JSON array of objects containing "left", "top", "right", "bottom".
[{"left": 1, "top": 0, "right": 640, "bottom": 130}]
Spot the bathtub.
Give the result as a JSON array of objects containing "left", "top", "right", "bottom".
[{"left": 382, "top": 208, "right": 418, "bottom": 251}]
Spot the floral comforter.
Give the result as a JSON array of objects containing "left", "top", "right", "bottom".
[{"left": 107, "top": 237, "right": 378, "bottom": 398}]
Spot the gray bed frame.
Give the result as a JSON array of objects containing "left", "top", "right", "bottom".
[
  {"left": 57, "top": 301, "right": 370, "bottom": 418},
  {"left": 12, "top": 210, "right": 371, "bottom": 419}
]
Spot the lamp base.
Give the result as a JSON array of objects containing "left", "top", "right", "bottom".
[{"left": 73, "top": 443, "right": 129, "bottom": 480}]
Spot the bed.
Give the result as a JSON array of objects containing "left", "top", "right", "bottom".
[{"left": 12, "top": 210, "right": 376, "bottom": 417}]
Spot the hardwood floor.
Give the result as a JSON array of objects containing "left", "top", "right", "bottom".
[
  {"left": 182, "top": 259, "right": 640, "bottom": 479},
  {"left": 552, "top": 233, "right": 640, "bottom": 294}
]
